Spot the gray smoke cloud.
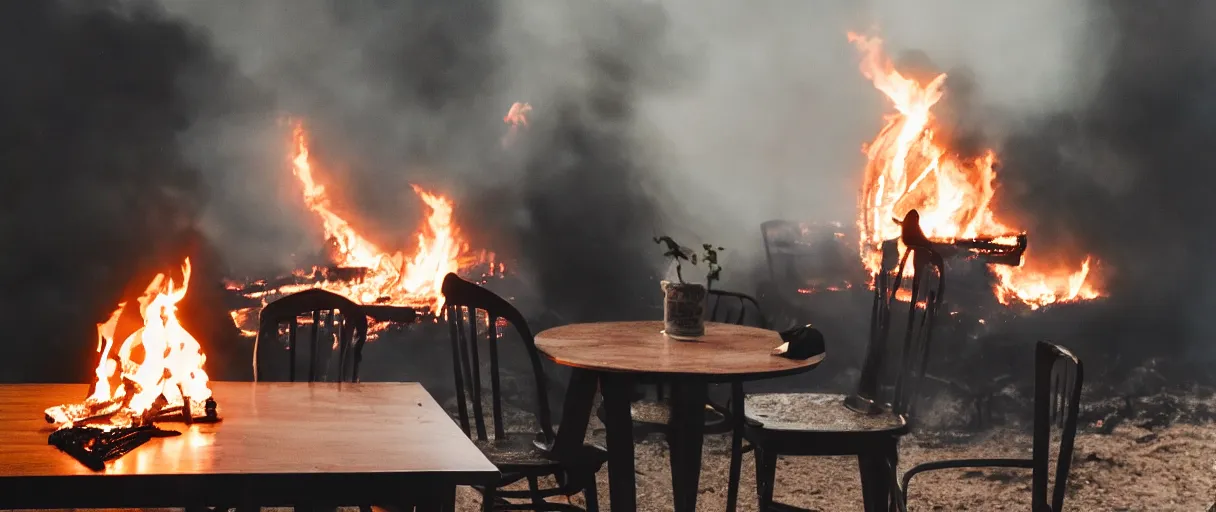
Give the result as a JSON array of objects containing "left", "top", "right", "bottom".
[
  {"left": 11, "top": 0, "right": 1213, "bottom": 385},
  {"left": 152, "top": 0, "right": 1115, "bottom": 290}
]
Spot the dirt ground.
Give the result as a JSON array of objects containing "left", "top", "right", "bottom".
[{"left": 458, "top": 422, "right": 1216, "bottom": 511}]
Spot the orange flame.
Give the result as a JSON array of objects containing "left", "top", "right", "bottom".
[
  {"left": 849, "top": 33, "right": 1100, "bottom": 309},
  {"left": 227, "top": 121, "right": 496, "bottom": 333},
  {"left": 46, "top": 259, "right": 212, "bottom": 428},
  {"left": 287, "top": 122, "right": 488, "bottom": 312}
]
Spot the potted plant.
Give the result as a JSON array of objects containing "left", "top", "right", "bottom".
[{"left": 654, "top": 236, "right": 724, "bottom": 339}]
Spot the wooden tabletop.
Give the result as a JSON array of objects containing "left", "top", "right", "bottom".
[
  {"left": 535, "top": 321, "right": 824, "bottom": 381},
  {"left": 0, "top": 382, "right": 497, "bottom": 508}
]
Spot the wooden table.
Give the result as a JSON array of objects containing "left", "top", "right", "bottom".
[
  {"left": 0, "top": 382, "right": 498, "bottom": 511},
  {"left": 537, "top": 321, "right": 824, "bottom": 512}
]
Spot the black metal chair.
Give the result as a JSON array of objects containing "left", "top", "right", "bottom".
[
  {"left": 619, "top": 290, "right": 768, "bottom": 439},
  {"left": 442, "top": 273, "right": 606, "bottom": 512},
  {"left": 761, "top": 220, "right": 859, "bottom": 294},
  {"left": 253, "top": 288, "right": 370, "bottom": 383},
  {"left": 726, "top": 241, "right": 946, "bottom": 512},
  {"left": 759, "top": 219, "right": 865, "bottom": 334},
  {"left": 891, "top": 341, "right": 1083, "bottom": 511}
]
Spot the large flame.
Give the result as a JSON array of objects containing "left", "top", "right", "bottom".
[
  {"left": 227, "top": 121, "right": 497, "bottom": 331},
  {"left": 850, "top": 33, "right": 1100, "bottom": 309},
  {"left": 46, "top": 259, "right": 212, "bottom": 429}
]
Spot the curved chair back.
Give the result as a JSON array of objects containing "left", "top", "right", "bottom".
[
  {"left": 708, "top": 289, "right": 766, "bottom": 327},
  {"left": 254, "top": 288, "right": 368, "bottom": 383},
  {"left": 1033, "top": 341, "right": 1083, "bottom": 512},
  {"left": 442, "top": 273, "right": 556, "bottom": 445}
]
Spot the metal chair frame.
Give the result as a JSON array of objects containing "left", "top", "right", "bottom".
[
  {"left": 726, "top": 241, "right": 947, "bottom": 512},
  {"left": 253, "top": 288, "right": 370, "bottom": 383},
  {"left": 892, "top": 341, "right": 1084, "bottom": 512},
  {"left": 442, "top": 273, "right": 602, "bottom": 512}
]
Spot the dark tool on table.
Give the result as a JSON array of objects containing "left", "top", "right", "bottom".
[{"left": 771, "top": 324, "right": 826, "bottom": 360}]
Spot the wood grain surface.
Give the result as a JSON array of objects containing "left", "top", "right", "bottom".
[
  {"left": 0, "top": 382, "right": 497, "bottom": 508},
  {"left": 535, "top": 321, "right": 823, "bottom": 380}
]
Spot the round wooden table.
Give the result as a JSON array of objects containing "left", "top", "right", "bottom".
[{"left": 536, "top": 321, "right": 824, "bottom": 512}]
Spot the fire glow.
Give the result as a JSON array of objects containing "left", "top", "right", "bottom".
[
  {"left": 45, "top": 259, "right": 213, "bottom": 429},
  {"left": 228, "top": 121, "right": 499, "bottom": 333},
  {"left": 849, "top": 33, "right": 1101, "bottom": 309}
]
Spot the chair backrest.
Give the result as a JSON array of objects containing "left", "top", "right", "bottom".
[
  {"left": 1032, "top": 341, "right": 1083, "bottom": 512},
  {"left": 253, "top": 288, "right": 369, "bottom": 383},
  {"left": 441, "top": 273, "right": 555, "bottom": 445},
  {"left": 760, "top": 219, "right": 856, "bottom": 296},
  {"left": 708, "top": 289, "right": 766, "bottom": 327},
  {"left": 861, "top": 241, "right": 946, "bottom": 418}
]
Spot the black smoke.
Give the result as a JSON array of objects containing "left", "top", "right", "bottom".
[
  {"left": 990, "top": 0, "right": 1216, "bottom": 381},
  {"left": 473, "top": 3, "right": 682, "bottom": 325},
  {"left": 0, "top": 1, "right": 247, "bottom": 382},
  {"left": 0, "top": 1, "right": 678, "bottom": 383}
]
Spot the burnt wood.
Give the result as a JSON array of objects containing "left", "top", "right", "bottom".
[
  {"left": 364, "top": 304, "right": 419, "bottom": 324},
  {"left": 48, "top": 425, "right": 181, "bottom": 471},
  {"left": 0, "top": 382, "right": 497, "bottom": 510}
]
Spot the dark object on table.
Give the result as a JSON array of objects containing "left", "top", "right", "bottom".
[
  {"left": 891, "top": 341, "right": 1084, "bottom": 512},
  {"left": 772, "top": 324, "right": 826, "bottom": 360},
  {"left": 441, "top": 272, "right": 606, "bottom": 511},
  {"left": 48, "top": 425, "right": 181, "bottom": 471}
]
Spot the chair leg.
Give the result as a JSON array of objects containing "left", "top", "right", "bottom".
[
  {"left": 755, "top": 445, "right": 778, "bottom": 511},
  {"left": 528, "top": 475, "right": 545, "bottom": 507},
  {"left": 481, "top": 487, "right": 496, "bottom": 512},
  {"left": 583, "top": 475, "right": 599, "bottom": 512}
]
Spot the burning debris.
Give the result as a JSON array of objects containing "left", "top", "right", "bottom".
[
  {"left": 48, "top": 425, "right": 182, "bottom": 471},
  {"left": 502, "top": 101, "right": 532, "bottom": 148},
  {"left": 849, "top": 33, "right": 1102, "bottom": 309},
  {"left": 43, "top": 259, "right": 219, "bottom": 470},
  {"left": 226, "top": 121, "right": 503, "bottom": 333}
]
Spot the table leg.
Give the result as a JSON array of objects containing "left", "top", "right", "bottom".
[
  {"left": 600, "top": 372, "right": 637, "bottom": 512},
  {"left": 552, "top": 368, "right": 599, "bottom": 458},
  {"left": 668, "top": 381, "right": 709, "bottom": 512},
  {"left": 725, "top": 381, "right": 745, "bottom": 512},
  {"left": 408, "top": 484, "right": 457, "bottom": 512}
]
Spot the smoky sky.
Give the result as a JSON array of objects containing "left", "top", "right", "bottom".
[{"left": 6, "top": 0, "right": 1216, "bottom": 384}]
